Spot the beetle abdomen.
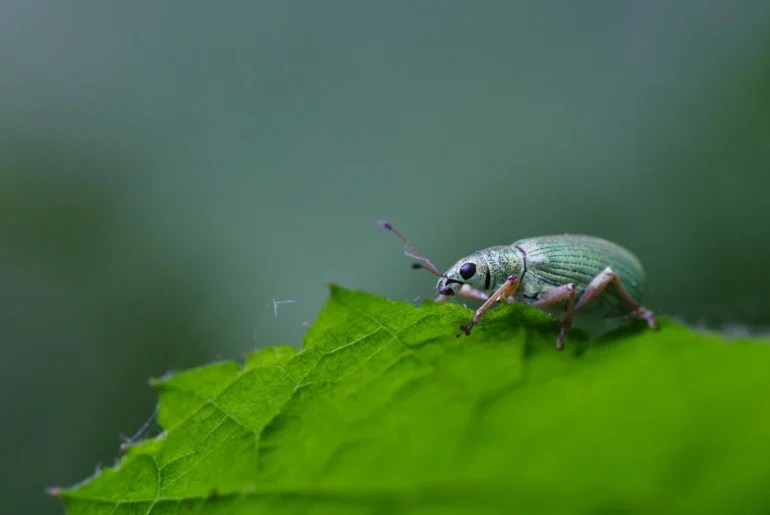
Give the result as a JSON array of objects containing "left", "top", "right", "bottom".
[{"left": 514, "top": 235, "right": 646, "bottom": 315}]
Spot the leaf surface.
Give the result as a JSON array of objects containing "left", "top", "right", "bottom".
[{"left": 56, "top": 286, "right": 770, "bottom": 514}]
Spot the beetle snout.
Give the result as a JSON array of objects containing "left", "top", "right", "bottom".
[{"left": 437, "top": 278, "right": 455, "bottom": 296}]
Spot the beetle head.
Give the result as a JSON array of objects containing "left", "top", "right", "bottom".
[{"left": 437, "top": 252, "right": 490, "bottom": 295}]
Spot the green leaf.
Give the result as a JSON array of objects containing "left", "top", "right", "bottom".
[{"left": 54, "top": 286, "right": 770, "bottom": 514}]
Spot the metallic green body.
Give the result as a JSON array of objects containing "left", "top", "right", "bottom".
[
  {"left": 440, "top": 235, "right": 645, "bottom": 318},
  {"left": 379, "top": 220, "right": 656, "bottom": 347}
]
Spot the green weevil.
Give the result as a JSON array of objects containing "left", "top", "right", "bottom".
[{"left": 379, "top": 221, "right": 659, "bottom": 349}]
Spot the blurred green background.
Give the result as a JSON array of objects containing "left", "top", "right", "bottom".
[{"left": 2, "top": 2, "right": 769, "bottom": 513}]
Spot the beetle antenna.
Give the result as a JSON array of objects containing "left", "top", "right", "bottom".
[{"left": 378, "top": 220, "right": 444, "bottom": 278}]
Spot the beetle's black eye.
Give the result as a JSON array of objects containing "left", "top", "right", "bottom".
[{"left": 459, "top": 262, "right": 476, "bottom": 280}]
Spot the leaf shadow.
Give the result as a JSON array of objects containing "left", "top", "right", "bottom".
[{"left": 596, "top": 318, "right": 651, "bottom": 346}]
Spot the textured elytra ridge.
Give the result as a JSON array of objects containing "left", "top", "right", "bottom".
[{"left": 55, "top": 286, "right": 770, "bottom": 515}]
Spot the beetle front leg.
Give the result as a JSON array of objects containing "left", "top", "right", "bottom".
[
  {"left": 458, "top": 275, "right": 519, "bottom": 337},
  {"left": 532, "top": 283, "right": 577, "bottom": 350},
  {"left": 575, "top": 267, "right": 660, "bottom": 329},
  {"left": 435, "top": 284, "right": 489, "bottom": 302},
  {"left": 458, "top": 284, "right": 490, "bottom": 301}
]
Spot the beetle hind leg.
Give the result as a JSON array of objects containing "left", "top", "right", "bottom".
[
  {"left": 575, "top": 267, "right": 660, "bottom": 330},
  {"left": 633, "top": 306, "right": 658, "bottom": 329}
]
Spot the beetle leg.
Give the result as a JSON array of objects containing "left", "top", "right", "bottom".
[
  {"left": 532, "top": 283, "right": 577, "bottom": 350},
  {"left": 458, "top": 284, "right": 490, "bottom": 301},
  {"left": 458, "top": 275, "right": 519, "bottom": 337},
  {"left": 434, "top": 285, "right": 489, "bottom": 302},
  {"left": 575, "top": 267, "right": 660, "bottom": 330}
]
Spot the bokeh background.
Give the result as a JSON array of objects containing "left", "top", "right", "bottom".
[{"left": 2, "top": 2, "right": 769, "bottom": 513}]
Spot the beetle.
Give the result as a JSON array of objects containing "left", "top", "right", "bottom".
[{"left": 379, "top": 220, "right": 659, "bottom": 349}]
